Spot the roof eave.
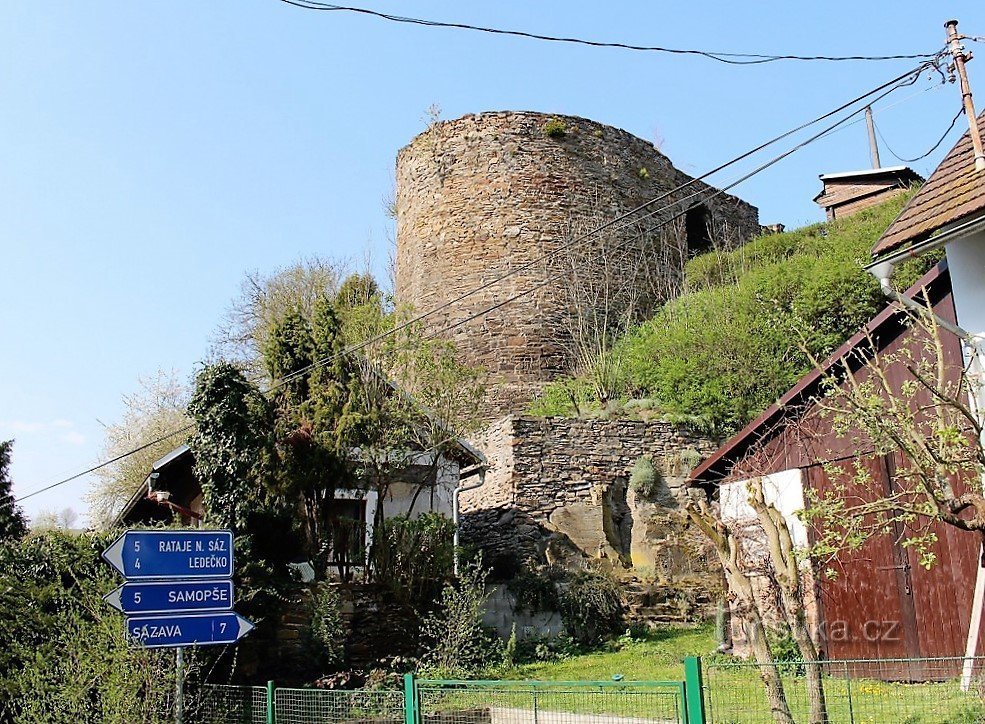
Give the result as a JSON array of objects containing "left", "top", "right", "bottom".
[{"left": 867, "top": 211, "right": 985, "bottom": 276}]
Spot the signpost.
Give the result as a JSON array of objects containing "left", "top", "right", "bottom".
[
  {"left": 126, "top": 611, "right": 255, "bottom": 649},
  {"left": 104, "top": 579, "right": 235, "bottom": 615},
  {"left": 102, "top": 529, "right": 254, "bottom": 724},
  {"left": 102, "top": 529, "right": 234, "bottom": 580}
]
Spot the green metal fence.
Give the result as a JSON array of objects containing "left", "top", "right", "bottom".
[
  {"left": 413, "top": 678, "right": 691, "bottom": 724},
  {"left": 702, "top": 655, "right": 985, "bottom": 723},
  {"left": 178, "top": 654, "right": 985, "bottom": 724},
  {"left": 180, "top": 675, "right": 697, "bottom": 724},
  {"left": 188, "top": 683, "right": 271, "bottom": 724},
  {"left": 275, "top": 686, "right": 404, "bottom": 724}
]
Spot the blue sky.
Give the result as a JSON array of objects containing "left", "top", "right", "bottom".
[{"left": 2, "top": 1, "right": 983, "bottom": 522}]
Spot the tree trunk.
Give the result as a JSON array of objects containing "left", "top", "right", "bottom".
[
  {"left": 749, "top": 478, "right": 828, "bottom": 723},
  {"left": 686, "top": 496, "right": 795, "bottom": 724},
  {"left": 745, "top": 606, "right": 797, "bottom": 724}
]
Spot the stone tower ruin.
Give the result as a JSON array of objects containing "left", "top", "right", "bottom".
[{"left": 395, "top": 111, "right": 760, "bottom": 416}]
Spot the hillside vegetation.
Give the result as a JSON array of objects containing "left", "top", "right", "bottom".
[{"left": 529, "top": 192, "right": 936, "bottom": 435}]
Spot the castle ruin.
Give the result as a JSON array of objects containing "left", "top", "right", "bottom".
[{"left": 395, "top": 111, "right": 760, "bottom": 416}]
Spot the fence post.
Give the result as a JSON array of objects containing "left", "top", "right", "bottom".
[
  {"left": 404, "top": 673, "right": 417, "bottom": 724},
  {"left": 266, "top": 680, "right": 276, "bottom": 724},
  {"left": 683, "top": 656, "right": 707, "bottom": 724}
]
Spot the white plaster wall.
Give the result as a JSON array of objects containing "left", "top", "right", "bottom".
[
  {"left": 947, "top": 230, "right": 985, "bottom": 337},
  {"left": 719, "top": 468, "right": 808, "bottom": 548},
  {"left": 379, "top": 456, "right": 458, "bottom": 519}
]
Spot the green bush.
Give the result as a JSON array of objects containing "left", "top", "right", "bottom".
[
  {"left": 508, "top": 565, "right": 624, "bottom": 647},
  {"left": 530, "top": 192, "right": 940, "bottom": 435},
  {"left": 629, "top": 456, "right": 662, "bottom": 501},
  {"left": 558, "top": 569, "right": 624, "bottom": 646},
  {"left": 370, "top": 513, "right": 454, "bottom": 605},
  {"left": 543, "top": 118, "right": 567, "bottom": 139},
  {"left": 0, "top": 531, "right": 180, "bottom": 722},
  {"left": 418, "top": 561, "right": 502, "bottom": 678},
  {"left": 306, "top": 582, "right": 346, "bottom": 669}
]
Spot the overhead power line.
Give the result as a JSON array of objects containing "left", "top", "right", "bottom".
[
  {"left": 17, "top": 425, "right": 195, "bottom": 503},
  {"left": 16, "top": 56, "right": 944, "bottom": 504},
  {"left": 874, "top": 106, "right": 965, "bottom": 163},
  {"left": 277, "top": 0, "right": 942, "bottom": 65}
]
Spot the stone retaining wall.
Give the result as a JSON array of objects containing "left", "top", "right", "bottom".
[{"left": 461, "top": 415, "right": 720, "bottom": 580}]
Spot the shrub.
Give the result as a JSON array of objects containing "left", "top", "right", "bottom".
[
  {"left": 509, "top": 565, "right": 624, "bottom": 647},
  {"left": 418, "top": 561, "right": 502, "bottom": 678},
  {"left": 558, "top": 569, "right": 624, "bottom": 646},
  {"left": 629, "top": 456, "right": 662, "bottom": 500},
  {"left": 516, "top": 632, "right": 580, "bottom": 662},
  {"left": 0, "top": 531, "right": 181, "bottom": 722},
  {"left": 370, "top": 513, "right": 454, "bottom": 605},
  {"left": 543, "top": 118, "right": 567, "bottom": 139},
  {"left": 306, "top": 582, "right": 346, "bottom": 669}
]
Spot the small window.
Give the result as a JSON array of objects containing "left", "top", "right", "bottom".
[{"left": 685, "top": 206, "right": 713, "bottom": 257}]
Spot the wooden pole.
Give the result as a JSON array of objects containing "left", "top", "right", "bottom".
[
  {"left": 864, "top": 106, "right": 881, "bottom": 168},
  {"left": 945, "top": 20, "right": 985, "bottom": 172}
]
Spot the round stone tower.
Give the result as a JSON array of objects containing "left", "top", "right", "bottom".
[{"left": 395, "top": 111, "right": 759, "bottom": 418}]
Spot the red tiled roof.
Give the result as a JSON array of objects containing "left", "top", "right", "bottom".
[{"left": 871, "top": 111, "right": 985, "bottom": 259}]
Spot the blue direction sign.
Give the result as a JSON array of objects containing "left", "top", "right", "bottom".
[
  {"left": 102, "top": 529, "right": 234, "bottom": 580},
  {"left": 126, "top": 612, "right": 254, "bottom": 649},
  {"left": 104, "top": 579, "right": 234, "bottom": 615}
]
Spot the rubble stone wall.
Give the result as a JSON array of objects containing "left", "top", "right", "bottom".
[{"left": 461, "top": 415, "right": 720, "bottom": 579}]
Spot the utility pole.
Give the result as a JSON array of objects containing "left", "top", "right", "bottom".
[
  {"left": 945, "top": 19, "right": 985, "bottom": 172},
  {"left": 864, "top": 106, "right": 881, "bottom": 168}
]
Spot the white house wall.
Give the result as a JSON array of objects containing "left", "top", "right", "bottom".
[
  {"left": 947, "top": 230, "right": 985, "bottom": 338},
  {"left": 378, "top": 456, "right": 458, "bottom": 519},
  {"left": 719, "top": 468, "right": 808, "bottom": 548}
]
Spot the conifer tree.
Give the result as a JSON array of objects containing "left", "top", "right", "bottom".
[{"left": 0, "top": 440, "right": 28, "bottom": 541}]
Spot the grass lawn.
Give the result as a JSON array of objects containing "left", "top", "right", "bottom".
[
  {"left": 497, "top": 624, "right": 985, "bottom": 723},
  {"left": 514, "top": 624, "right": 716, "bottom": 682}
]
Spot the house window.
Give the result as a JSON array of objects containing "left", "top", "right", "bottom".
[{"left": 327, "top": 498, "right": 368, "bottom": 568}]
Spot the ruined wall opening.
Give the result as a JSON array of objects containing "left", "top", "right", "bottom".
[{"left": 685, "top": 205, "right": 713, "bottom": 257}]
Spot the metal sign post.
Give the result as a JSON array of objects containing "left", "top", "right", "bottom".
[
  {"left": 102, "top": 529, "right": 254, "bottom": 723},
  {"left": 176, "top": 647, "right": 185, "bottom": 724}
]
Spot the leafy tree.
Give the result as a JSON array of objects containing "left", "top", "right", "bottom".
[
  {"left": 211, "top": 256, "right": 351, "bottom": 374},
  {"left": 801, "top": 307, "right": 985, "bottom": 570},
  {"left": 263, "top": 304, "right": 353, "bottom": 568},
  {"left": 30, "top": 507, "right": 78, "bottom": 532},
  {"left": 0, "top": 440, "right": 27, "bottom": 541},
  {"left": 188, "top": 362, "right": 274, "bottom": 532},
  {"left": 187, "top": 361, "right": 300, "bottom": 625},
  {"left": 87, "top": 370, "right": 192, "bottom": 529}
]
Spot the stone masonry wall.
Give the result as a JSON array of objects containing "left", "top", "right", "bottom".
[
  {"left": 395, "top": 111, "right": 760, "bottom": 418},
  {"left": 460, "top": 415, "right": 720, "bottom": 580}
]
